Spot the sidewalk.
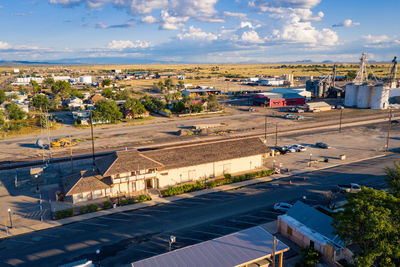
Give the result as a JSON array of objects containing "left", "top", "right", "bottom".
[{"left": 0, "top": 153, "right": 390, "bottom": 239}]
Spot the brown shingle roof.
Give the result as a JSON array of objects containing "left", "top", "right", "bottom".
[
  {"left": 95, "top": 150, "right": 164, "bottom": 177},
  {"left": 62, "top": 169, "right": 110, "bottom": 196},
  {"left": 143, "top": 137, "right": 268, "bottom": 169}
]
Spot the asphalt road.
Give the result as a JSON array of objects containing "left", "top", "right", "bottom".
[{"left": 0, "top": 154, "right": 396, "bottom": 267}]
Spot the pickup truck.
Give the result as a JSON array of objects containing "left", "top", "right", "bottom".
[{"left": 337, "top": 183, "right": 361, "bottom": 193}]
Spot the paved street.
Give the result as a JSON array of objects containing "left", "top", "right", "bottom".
[{"left": 0, "top": 154, "right": 395, "bottom": 267}]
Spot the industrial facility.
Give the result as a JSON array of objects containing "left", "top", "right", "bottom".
[{"left": 344, "top": 53, "right": 398, "bottom": 110}]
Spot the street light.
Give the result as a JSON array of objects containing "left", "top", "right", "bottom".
[
  {"left": 96, "top": 249, "right": 101, "bottom": 266},
  {"left": 309, "top": 153, "right": 312, "bottom": 162},
  {"left": 8, "top": 208, "right": 13, "bottom": 228},
  {"left": 169, "top": 235, "right": 176, "bottom": 251}
]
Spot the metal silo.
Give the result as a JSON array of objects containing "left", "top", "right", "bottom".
[
  {"left": 344, "top": 83, "right": 358, "bottom": 107},
  {"left": 356, "top": 83, "right": 372, "bottom": 108},
  {"left": 371, "top": 84, "right": 390, "bottom": 109}
]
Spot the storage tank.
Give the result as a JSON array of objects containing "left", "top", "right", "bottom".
[
  {"left": 371, "top": 84, "right": 390, "bottom": 109},
  {"left": 79, "top": 75, "right": 92, "bottom": 84},
  {"left": 344, "top": 83, "right": 358, "bottom": 107},
  {"left": 356, "top": 83, "right": 372, "bottom": 108}
]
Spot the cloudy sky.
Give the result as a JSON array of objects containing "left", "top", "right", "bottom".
[{"left": 0, "top": 0, "right": 399, "bottom": 63}]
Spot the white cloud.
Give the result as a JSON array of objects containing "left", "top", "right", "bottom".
[
  {"left": 240, "top": 21, "right": 253, "bottom": 28},
  {"left": 0, "top": 41, "right": 11, "bottom": 50},
  {"left": 177, "top": 26, "right": 217, "bottom": 41},
  {"left": 241, "top": 30, "right": 264, "bottom": 43},
  {"left": 361, "top": 34, "right": 400, "bottom": 48},
  {"left": 223, "top": 11, "right": 247, "bottom": 18},
  {"left": 141, "top": 15, "right": 158, "bottom": 24},
  {"left": 250, "top": 0, "right": 321, "bottom": 10},
  {"left": 106, "top": 40, "right": 151, "bottom": 50},
  {"left": 362, "top": 34, "right": 390, "bottom": 44},
  {"left": 160, "top": 10, "right": 188, "bottom": 30},
  {"left": 332, "top": 19, "right": 360, "bottom": 27}
]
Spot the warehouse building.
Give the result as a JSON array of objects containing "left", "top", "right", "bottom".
[{"left": 62, "top": 138, "right": 269, "bottom": 203}]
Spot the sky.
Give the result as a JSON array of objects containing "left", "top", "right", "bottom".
[{"left": 0, "top": 0, "right": 399, "bottom": 63}]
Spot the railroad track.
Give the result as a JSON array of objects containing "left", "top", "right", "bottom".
[{"left": 0, "top": 111, "right": 396, "bottom": 170}]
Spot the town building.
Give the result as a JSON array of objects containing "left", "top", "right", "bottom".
[
  {"left": 304, "top": 101, "right": 332, "bottom": 112},
  {"left": 182, "top": 88, "right": 221, "bottom": 97},
  {"left": 131, "top": 226, "right": 290, "bottom": 267},
  {"left": 278, "top": 201, "right": 353, "bottom": 265},
  {"left": 61, "top": 138, "right": 269, "bottom": 203},
  {"left": 252, "top": 90, "right": 306, "bottom": 107}
]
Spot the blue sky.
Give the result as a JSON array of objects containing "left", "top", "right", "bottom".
[{"left": 0, "top": 0, "right": 399, "bottom": 63}]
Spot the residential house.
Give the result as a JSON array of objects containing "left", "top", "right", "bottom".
[
  {"left": 89, "top": 93, "right": 104, "bottom": 104},
  {"left": 67, "top": 97, "right": 84, "bottom": 111},
  {"left": 62, "top": 138, "right": 270, "bottom": 203},
  {"left": 278, "top": 201, "right": 353, "bottom": 265},
  {"left": 122, "top": 110, "right": 150, "bottom": 120}
]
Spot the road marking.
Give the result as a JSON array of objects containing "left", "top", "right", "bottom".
[
  {"left": 36, "top": 233, "right": 59, "bottom": 238},
  {"left": 98, "top": 216, "right": 130, "bottom": 222},
  {"left": 210, "top": 224, "right": 242, "bottom": 231},
  {"left": 62, "top": 227, "right": 85, "bottom": 232},
  {"left": 190, "top": 229, "right": 222, "bottom": 236},
  {"left": 229, "top": 219, "right": 259, "bottom": 226},
  {"left": 172, "top": 235, "right": 204, "bottom": 242},
  {"left": 258, "top": 210, "right": 281, "bottom": 215},
  {"left": 77, "top": 221, "right": 107, "bottom": 227},
  {"left": 130, "top": 213, "right": 153, "bottom": 217},
  {"left": 130, "top": 247, "right": 159, "bottom": 255},
  {"left": 242, "top": 214, "right": 265, "bottom": 220},
  {"left": 147, "top": 208, "right": 170, "bottom": 213}
]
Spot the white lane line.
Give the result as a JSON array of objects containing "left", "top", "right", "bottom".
[
  {"left": 210, "top": 224, "right": 241, "bottom": 231},
  {"left": 129, "top": 213, "right": 153, "bottom": 217},
  {"left": 36, "top": 233, "right": 60, "bottom": 238},
  {"left": 242, "top": 214, "right": 265, "bottom": 220},
  {"left": 229, "top": 219, "right": 259, "bottom": 226},
  {"left": 98, "top": 216, "right": 130, "bottom": 222},
  {"left": 77, "top": 221, "right": 108, "bottom": 227},
  {"left": 190, "top": 229, "right": 222, "bottom": 236},
  {"left": 130, "top": 247, "right": 159, "bottom": 255},
  {"left": 62, "top": 227, "right": 85, "bottom": 232},
  {"left": 173, "top": 235, "right": 204, "bottom": 242},
  {"left": 147, "top": 209, "right": 170, "bottom": 213},
  {"left": 257, "top": 210, "right": 281, "bottom": 215}
]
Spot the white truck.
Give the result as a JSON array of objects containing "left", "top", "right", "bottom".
[{"left": 337, "top": 183, "right": 361, "bottom": 193}]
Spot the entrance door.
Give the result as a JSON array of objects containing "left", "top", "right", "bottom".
[{"left": 146, "top": 178, "right": 153, "bottom": 189}]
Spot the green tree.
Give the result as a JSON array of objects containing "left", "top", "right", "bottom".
[
  {"left": 177, "top": 80, "right": 184, "bottom": 90},
  {"left": 385, "top": 162, "right": 400, "bottom": 197},
  {"left": 32, "top": 94, "right": 50, "bottom": 110},
  {"left": 295, "top": 246, "right": 321, "bottom": 267},
  {"left": 207, "top": 94, "right": 220, "bottom": 111},
  {"left": 102, "top": 79, "right": 112, "bottom": 86},
  {"left": 141, "top": 95, "right": 165, "bottom": 112},
  {"left": 333, "top": 187, "right": 400, "bottom": 266},
  {"left": 345, "top": 70, "right": 357, "bottom": 81},
  {"left": 0, "top": 90, "right": 6, "bottom": 104},
  {"left": 30, "top": 80, "right": 41, "bottom": 94},
  {"left": 93, "top": 99, "right": 122, "bottom": 123},
  {"left": 70, "top": 89, "right": 84, "bottom": 99},
  {"left": 43, "top": 77, "right": 55, "bottom": 89},
  {"left": 121, "top": 98, "right": 147, "bottom": 118},
  {"left": 6, "top": 103, "right": 26, "bottom": 120},
  {"left": 51, "top": 81, "right": 71, "bottom": 99},
  {"left": 51, "top": 95, "right": 61, "bottom": 110},
  {"left": 101, "top": 88, "right": 114, "bottom": 99}
]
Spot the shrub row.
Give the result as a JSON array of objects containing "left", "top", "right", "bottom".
[
  {"left": 55, "top": 208, "right": 74, "bottom": 219},
  {"left": 119, "top": 194, "right": 152, "bottom": 206},
  {"left": 162, "top": 169, "right": 274, "bottom": 197},
  {"left": 79, "top": 204, "right": 98, "bottom": 214}
]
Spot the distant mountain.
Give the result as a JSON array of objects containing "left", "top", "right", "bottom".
[
  {"left": 0, "top": 60, "right": 54, "bottom": 65},
  {"left": 295, "top": 60, "right": 313, "bottom": 63}
]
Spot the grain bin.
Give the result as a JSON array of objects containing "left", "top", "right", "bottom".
[
  {"left": 356, "top": 83, "right": 372, "bottom": 108},
  {"left": 344, "top": 83, "right": 358, "bottom": 107},
  {"left": 371, "top": 84, "right": 390, "bottom": 109}
]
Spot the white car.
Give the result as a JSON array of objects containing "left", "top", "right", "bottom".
[
  {"left": 283, "top": 145, "right": 296, "bottom": 153},
  {"left": 291, "top": 144, "right": 307, "bottom": 152},
  {"left": 273, "top": 203, "right": 293, "bottom": 212}
]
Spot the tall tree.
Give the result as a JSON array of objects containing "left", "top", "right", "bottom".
[
  {"left": 43, "top": 78, "right": 55, "bottom": 89},
  {"left": 333, "top": 187, "right": 400, "bottom": 266},
  {"left": 93, "top": 99, "right": 122, "bottom": 123},
  {"left": 102, "top": 79, "right": 112, "bottom": 86},
  {"left": 385, "top": 162, "right": 400, "bottom": 197},
  {"left": 51, "top": 81, "right": 71, "bottom": 99},
  {"left": 6, "top": 103, "right": 26, "bottom": 120},
  {"left": 121, "top": 98, "right": 146, "bottom": 118},
  {"left": 32, "top": 94, "right": 50, "bottom": 111},
  {"left": 30, "top": 80, "right": 41, "bottom": 94},
  {"left": 207, "top": 94, "right": 220, "bottom": 111},
  {"left": 0, "top": 90, "right": 6, "bottom": 104}
]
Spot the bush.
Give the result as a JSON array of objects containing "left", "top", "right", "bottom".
[
  {"left": 120, "top": 198, "right": 129, "bottom": 206},
  {"left": 224, "top": 173, "right": 231, "bottom": 179},
  {"left": 295, "top": 246, "right": 321, "bottom": 267},
  {"left": 206, "top": 181, "right": 216, "bottom": 188},
  {"left": 80, "top": 204, "right": 98, "bottom": 214},
  {"left": 138, "top": 194, "right": 151, "bottom": 202},
  {"left": 55, "top": 208, "right": 74, "bottom": 219},
  {"left": 103, "top": 200, "right": 112, "bottom": 209}
]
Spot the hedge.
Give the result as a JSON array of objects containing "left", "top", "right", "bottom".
[
  {"left": 162, "top": 169, "right": 274, "bottom": 197},
  {"left": 80, "top": 204, "right": 98, "bottom": 214},
  {"left": 103, "top": 200, "right": 113, "bottom": 209},
  {"left": 119, "top": 195, "right": 152, "bottom": 206},
  {"left": 55, "top": 208, "right": 74, "bottom": 219}
]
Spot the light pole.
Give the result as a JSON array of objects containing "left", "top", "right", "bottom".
[
  {"left": 309, "top": 153, "right": 312, "bottom": 165},
  {"left": 169, "top": 235, "right": 176, "bottom": 251},
  {"left": 96, "top": 249, "right": 100, "bottom": 266},
  {"left": 8, "top": 208, "right": 12, "bottom": 228}
]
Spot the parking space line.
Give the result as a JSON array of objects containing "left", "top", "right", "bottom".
[
  {"left": 173, "top": 235, "right": 204, "bottom": 242},
  {"left": 210, "top": 224, "right": 242, "bottom": 231},
  {"left": 243, "top": 214, "right": 265, "bottom": 220},
  {"left": 77, "top": 221, "right": 108, "bottom": 227},
  {"left": 258, "top": 210, "right": 281, "bottom": 215},
  {"left": 129, "top": 213, "right": 153, "bottom": 217},
  {"left": 147, "top": 209, "right": 170, "bottom": 213},
  {"left": 62, "top": 227, "right": 86, "bottom": 232},
  {"left": 98, "top": 216, "right": 130, "bottom": 222},
  {"left": 190, "top": 230, "right": 222, "bottom": 236},
  {"left": 8, "top": 239, "right": 34, "bottom": 244},
  {"left": 36, "top": 233, "right": 60, "bottom": 238},
  {"left": 229, "top": 219, "right": 259, "bottom": 226},
  {"left": 130, "top": 247, "right": 159, "bottom": 255}
]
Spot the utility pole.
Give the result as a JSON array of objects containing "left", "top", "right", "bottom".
[
  {"left": 69, "top": 135, "right": 74, "bottom": 173},
  {"left": 90, "top": 109, "right": 95, "bottom": 165},
  {"left": 386, "top": 109, "right": 392, "bottom": 153},
  {"left": 275, "top": 124, "right": 278, "bottom": 147},
  {"left": 339, "top": 108, "right": 343, "bottom": 133},
  {"left": 272, "top": 234, "right": 276, "bottom": 267},
  {"left": 264, "top": 115, "right": 268, "bottom": 144}
]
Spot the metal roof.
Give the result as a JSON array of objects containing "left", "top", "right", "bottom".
[
  {"left": 131, "top": 226, "right": 289, "bottom": 267},
  {"left": 284, "top": 201, "right": 345, "bottom": 248}
]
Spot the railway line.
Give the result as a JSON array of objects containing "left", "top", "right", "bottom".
[{"left": 0, "top": 110, "right": 396, "bottom": 171}]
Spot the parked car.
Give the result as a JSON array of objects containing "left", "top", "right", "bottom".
[
  {"left": 335, "top": 105, "right": 344, "bottom": 109},
  {"left": 284, "top": 114, "right": 295, "bottom": 119},
  {"left": 316, "top": 142, "right": 330, "bottom": 149},
  {"left": 273, "top": 146, "right": 287, "bottom": 155},
  {"left": 248, "top": 107, "right": 256, "bottom": 112},
  {"left": 290, "top": 144, "right": 307, "bottom": 152},
  {"left": 337, "top": 183, "right": 361, "bottom": 193},
  {"left": 283, "top": 145, "right": 296, "bottom": 153},
  {"left": 295, "top": 115, "right": 305, "bottom": 120},
  {"left": 274, "top": 203, "right": 293, "bottom": 212}
]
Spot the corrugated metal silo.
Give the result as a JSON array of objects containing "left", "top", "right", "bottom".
[
  {"left": 371, "top": 84, "right": 390, "bottom": 109},
  {"left": 357, "top": 83, "right": 372, "bottom": 108},
  {"left": 344, "top": 83, "right": 358, "bottom": 107}
]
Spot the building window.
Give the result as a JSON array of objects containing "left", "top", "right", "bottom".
[
  {"left": 77, "top": 193, "right": 83, "bottom": 199},
  {"left": 287, "top": 226, "right": 293, "bottom": 236},
  {"left": 310, "top": 240, "right": 315, "bottom": 248}
]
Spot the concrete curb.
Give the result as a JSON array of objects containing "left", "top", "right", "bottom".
[{"left": 0, "top": 152, "right": 392, "bottom": 239}]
